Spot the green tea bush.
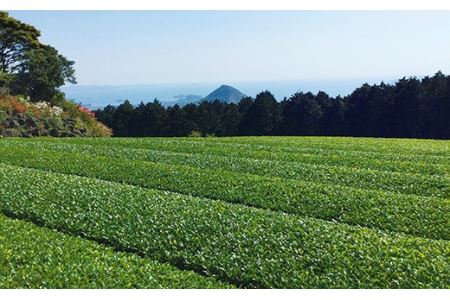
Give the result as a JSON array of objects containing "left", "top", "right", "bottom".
[
  {"left": 0, "top": 214, "right": 230, "bottom": 288},
  {"left": 37, "top": 137, "right": 449, "bottom": 176},
  {"left": 3, "top": 139, "right": 447, "bottom": 198},
  {"left": 0, "top": 145, "right": 447, "bottom": 240},
  {"left": 0, "top": 164, "right": 448, "bottom": 288}
]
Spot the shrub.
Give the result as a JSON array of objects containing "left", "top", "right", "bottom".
[
  {"left": 0, "top": 143, "right": 447, "bottom": 240},
  {"left": 0, "top": 96, "right": 111, "bottom": 137},
  {"left": 188, "top": 130, "right": 202, "bottom": 137},
  {"left": 0, "top": 214, "right": 230, "bottom": 288},
  {"left": 0, "top": 164, "right": 448, "bottom": 288}
]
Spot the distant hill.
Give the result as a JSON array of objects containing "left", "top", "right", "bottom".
[{"left": 203, "top": 85, "right": 247, "bottom": 103}]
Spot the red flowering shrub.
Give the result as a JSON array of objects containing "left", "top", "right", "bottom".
[
  {"left": 77, "top": 105, "right": 95, "bottom": 118},
  {"left": 11, "top": 99, "right": 27, "bottom": 113},
  {"left": 0, "top": 96, "right": 111, "bottom": 137},
  {"left": 0, "top": 96, "right": 29, "bottom": 114}
]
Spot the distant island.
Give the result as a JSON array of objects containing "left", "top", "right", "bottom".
[
  {"left": 203, "top": 85, "right": 247, "bottom": 103},
  {"left": 162, "top": 85, "right": 247, "bottom": 106}
]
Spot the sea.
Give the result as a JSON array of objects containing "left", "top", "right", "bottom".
[{"left": 61, "top": 77, "right": 396, "bottom": 109}]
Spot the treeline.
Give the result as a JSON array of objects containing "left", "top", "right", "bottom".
[{"left": 95, "top": 72, "right": 450, "bottom": 139}]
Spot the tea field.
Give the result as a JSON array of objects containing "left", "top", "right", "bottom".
[{"left": 0, "top": 136, "right": 448, "bottom": 288}]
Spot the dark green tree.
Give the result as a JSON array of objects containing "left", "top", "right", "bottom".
[
  {"left": 221, "top": 103, "right": 241, "bottom": 136},
  {"left": 0, "top": 70, "right": 11, "bottom": 94},
  {"left": 112, "top": 100, "right": 135, "bottom": 136},
  {"left": 320, "top": 96, "right": 346, "bottom": 136},
  {"left": 166, "top": 105, "right": 197, "bottom": 136},
  {"left": 95, "top": 105, "right": 117, "bottom": 129},
  {"left": 237, "top": 96, "right": 254, "bottom": 115},
  {"left": 0, "top": 11, "right": 40, "bottom": 74},
  {"left": 280, "top": 92, "right": 323, "bottom": 135},
  {"left": 11, "top": 45, "right": 76, "bottom": 103},
  {"left": 0, "top": 11, "right": 76, "bottom": 103},
  {"left": 344, "top": 83, "right": 372, "bottom": 136},
  {"left": 419, "top": 71, "right": 450, "bottom": 139},
  {"left": 195, "top": 100, "right": 226, "bottom": 136},
  {"left": 133, "top": 100, "right": 168, "bottom": 136},
  {"left": 391, "top": 78, "right": 424, "bottom": 138},
  {"left": 239, "top": 91, "right": 280, "bottom": 135}
]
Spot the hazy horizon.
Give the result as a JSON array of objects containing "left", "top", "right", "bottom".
[
  {"left": 7, "top": 10, "right": 450, "bottom": 107},
  {"left": 62, "top": 76, "right": 405, "bottom": 107},
  {"left": 9, "top": 11, "right": 450, "bottom": 86}
]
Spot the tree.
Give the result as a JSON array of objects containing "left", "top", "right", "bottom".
[
  {"left": 10, "top": 45, "right": 76, "bottom": 103},
  {"left": 221, "top": 103, "right": 241, "bottom": 136},
  {"left": 420, "top": 71, "right": 450, "bottom": 139},
  {"left": 239, "top": 91, "right": 280, "bottom": 135},
  {"left": 280, "top": 92, "right": 323, "bottom": 135},
  {"left": 344, "top": 84, "right": 368, "bottom": 136},
  {"left": 321, "top": 97, "right": 346, "bottom": 136},
  {"left": 112, "top": 100, "right": 135, "bottom": 136},
  {"left": 390, "top": 77, "right": 424, "bottom": 138},
  {"left": 0, "top": 12, "right": 76, "bottom": 103},
  {"left": 95, "top": 105, "right": 117, "bottom": 129},
  {"left": 237, "top": 96, "right": 254, "bottom": 115},
  {"left": 194, "top": 100, "right": 227, "bottom": 136},
  {"left": 0, "top": 70, "right": 11, "bottom": 95},
  {"left": 133, "top": 100, "right": 168, "bottom": 136},
  {"left": 0, "top": 11, "right": 40, "bottom": 74},
  {"left": 166, "top": 105, "right": 197, "bottom": 136}
]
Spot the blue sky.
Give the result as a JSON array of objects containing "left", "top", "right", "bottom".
[{"left": 8, "top": 11, "right": 450, "bottom": 86}]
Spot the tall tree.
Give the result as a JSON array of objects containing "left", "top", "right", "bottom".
[
  {"left": 239, "top": 91, "right": 280, "bottom": 135},
  {"left": 420, "top": 71, "right": 450, "bottom": 139},
  {"left": 0, "top": 11, "right": 40, "bottom": 74},
  {"left": 391, "top": 77, "right": 424, "bottom": 138},
  {"left": 133, "top": 100, "right": 168, "bottom": 136},
  {"left": 280, "top": 92, "right": 323, "bottom": 135},
  {"left": 321, "top": 96, "right": 346, "bottom": 136},
  {"left": 95, "top": 105, "right": 117, "bottom": 129},
  {"left": 0, "top": 70, "right": 11, "bottom": 94},
  {"left": 112, "top": 100, "right": 135, "bottom": 137},
  {"left": 221, "top": 103, "right": 241, "bottom": 136},
  {"left": 166, "top": 105, "right": 197, "bottom": 136},
  {"left": 344, "top": 83, "right": 373, "bottom": 137},
  {"left": 0, "top": 11, "right": 76, "bottom": 103},
  {"left": 10, "top": 45, "right": 76, "bottom": 103}
]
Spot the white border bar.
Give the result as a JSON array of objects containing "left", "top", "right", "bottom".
[
  {"left": 0, "top": 289, "right": 449, "bottom": 300},
  {"left": 1, "top": 0, "right": 450, "bottom": 10}
]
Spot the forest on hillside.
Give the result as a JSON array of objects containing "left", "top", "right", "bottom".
[{"left": 96, "top": 72, "right": 450, "bottom": 139}]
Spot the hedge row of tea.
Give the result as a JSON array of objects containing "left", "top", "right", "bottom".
[
  {"left": 0, "top": 143, "right": 447, "bottom": 240},
  {"left": 0, "top": 136, "right": 448, "bottom": 288},
  {"left": 0, "top": 164, "right": 449, "bottom": 288},
  {"left": 32, "top": 136, "right": 450, "bottom": 175},
  {"left": 0, "top": 214, "right": 230, "bottom": 288},
  {"left": 2, "top": 139, "right": 448, "bottom": 197}
]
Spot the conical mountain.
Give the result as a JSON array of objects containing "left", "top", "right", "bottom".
[{"left": 203, "top": 85, "right": 247, "bottom": 103}]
